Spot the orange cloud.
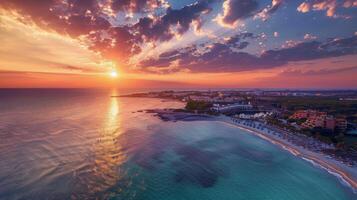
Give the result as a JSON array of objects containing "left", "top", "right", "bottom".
[
  {"left": 297, "top": 0, "right": 357, "bottom": 18},
  {"left": 0, "top": 10, "right": 114, "bottom": 75}
]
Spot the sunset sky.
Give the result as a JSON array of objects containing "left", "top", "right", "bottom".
[{"left": 0, "top": 0, "right": 356, "bottom": 88}]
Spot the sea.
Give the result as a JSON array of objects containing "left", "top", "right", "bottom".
[{"left": 0, "top": 89, "right": 356, "bottom": 200}]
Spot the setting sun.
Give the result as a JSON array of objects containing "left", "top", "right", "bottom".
[{"left": 110, "top": 71, "right": 118, "bottom": 78}]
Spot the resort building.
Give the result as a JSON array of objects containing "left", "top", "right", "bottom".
[
  {"left": 299, "top": 110, "right": 328, "bottom": 129},
  {"left": 324, "top": 116, "right": 336, "bottom": 130},
  {"left": 335, "top": 117, "right": 347, "bottom": 132},
  {"left": 211, "top": 103, "right": 253, "bottom": 112},
  {"left": 298, "top": 112, "right": 340, "bottom": 131},
  {"left": 236, "top": 112, "right": 272, "bottom": 119},
  {"left": 301, "top": 115, "right": 326, "bottom": 129},
  {"left": 290, "top": 110, "right": 309, "bottom": 119},
  {"left": 290, "top": 110, "right": 327, "bottom": 120}
]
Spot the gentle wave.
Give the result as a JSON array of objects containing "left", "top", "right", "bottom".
[
  {"left": 301, "top": 157, "right": 357, "bottom": 193},
  {"left": 223, "top": 120, "right": 357, "bottom": 193}
]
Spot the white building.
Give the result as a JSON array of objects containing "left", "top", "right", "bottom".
[
  {"left": 236, "top": 112, "right": 272, "bottom": 119},
  {"left": 188, "top": 95, "right": 212, "bottom": 102},
  {"left": 211, "top": 103, "right": 253, "bottom": 112}
]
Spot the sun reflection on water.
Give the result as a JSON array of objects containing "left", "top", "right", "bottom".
[{"left": 77, "top": 89, "right": 128, "bottom": 198}]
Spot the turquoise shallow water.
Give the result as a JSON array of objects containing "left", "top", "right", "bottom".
[{"left": 0, "top": 89, "right": 356, "bottom": 200}]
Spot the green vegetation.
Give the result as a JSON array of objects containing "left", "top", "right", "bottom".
[
  {"left": 266, "top": 117, "right": 298, "bottom": 132},
  {"left": 309, "top": 127, "right": 341, "bottom": 145},
  {"left": 185, "top": 100, "right": 212, "bottom": 113},
  {"left": 345, "top": 136, "right": 357, "bottom": 151},
  {"left": 288, "top": 118, "right": 306, "bottom": 125},
  {"left": 272, "top": 96, "right": 357, "bottom": 113}
]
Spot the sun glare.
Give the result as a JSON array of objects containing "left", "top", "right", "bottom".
[{"left": 110, "top": 71, "right": 118, "bottom": 78}]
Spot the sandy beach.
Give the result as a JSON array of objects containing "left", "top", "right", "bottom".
[
  {"left": 149, "top": 109, "right": 357, "bottom": 192},
  {"left": 218, "top": 116, "right": 357, "bottom": 192}
]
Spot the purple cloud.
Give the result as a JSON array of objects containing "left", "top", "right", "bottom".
[
  {"left": 140, "top": 35, "right": 357, "bottom": 73},
  {"left": 216, "top": 0, "right": 259, "bottom": 27},
  {"left": 133, "top": 0, "right": 213, "bottom": 42}
]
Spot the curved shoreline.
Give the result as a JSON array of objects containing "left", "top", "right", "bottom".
[
  {"left": 149, "top": 108, "right": 357, "bottom": 191},
  {"left": 219, "top": 118, "right": 357, "bottom": 192}
]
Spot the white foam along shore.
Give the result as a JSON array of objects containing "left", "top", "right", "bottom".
[{"left": 217, "top": 116, "right": 357, "bottom": 192}]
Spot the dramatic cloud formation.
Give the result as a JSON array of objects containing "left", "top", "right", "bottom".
[
  {"left": 0, "top": 11, "right": 112, "bottom": 74},
  {"left": 140, "top": 35, "right": 357, "bottom": 73},
  {"left": 297, "top": 0, "right": 357, "bottom": 18},
  {"left": 297, "top": 0, "right": 336, "bottom": 17},
  {"left": 343, "top": 0, "right": 357, "bottom": 7},
  {"left": 111, "top": 0, "right": 168, "bottom": 13},
  {"left": 133, "top": 0, "right": 213, "bottom": 42},
  {"left": 254, "top": 0, "right": 284, "bottom": 21},
  {"left": 215, "top": 0, "right": 259, "bottom": 28},
  {"left": 0, "top": 0, "right": 111, "bottom": 36},
  {"left": 0, "top": 0, "right": 215, "bottom": 65},
  {"left": 0, "top": 0, "right": 357, "bottom": 88}
]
